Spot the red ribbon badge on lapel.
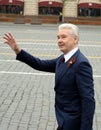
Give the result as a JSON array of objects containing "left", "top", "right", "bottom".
[{"left": 68, "top": 57, "right": 76, "bottom": 67}]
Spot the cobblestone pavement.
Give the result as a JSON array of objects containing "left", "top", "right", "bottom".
[{"left": 0, "top": 22, "right": 101, "bottom": 130}]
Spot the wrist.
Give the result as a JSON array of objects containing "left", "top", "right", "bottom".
[{"left": 14, "top": 48, "right": 21, "bottom": 54}]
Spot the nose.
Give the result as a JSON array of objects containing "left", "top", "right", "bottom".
[{"left": 58, "top": 37, "right": 62, "bottom": 43}]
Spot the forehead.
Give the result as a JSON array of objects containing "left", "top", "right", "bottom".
[{"left": 57, "top": 28, "right": 72, "bottom": 35}]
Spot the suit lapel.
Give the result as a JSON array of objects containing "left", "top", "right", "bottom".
[
  {"left": 55, "top": 60, "right": 70, "bottom": 86},
  {"left": 55, "top": 50, "right": 80, "bottom": 86}
]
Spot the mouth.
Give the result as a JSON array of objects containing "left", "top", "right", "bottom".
[{"left": 59, "top": 44, "right": 64, "bottom": 49}]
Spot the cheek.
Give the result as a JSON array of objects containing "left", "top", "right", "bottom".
[
  {"left": 65, "top": 40, "right": 74, "bottom": 50},
  {"left": 65, "top": 39, "right": 72, "bottom": 47}
]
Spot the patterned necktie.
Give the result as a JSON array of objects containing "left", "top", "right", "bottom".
[{"left": 61, "top": 57, "right": 65, "bottom": 63}]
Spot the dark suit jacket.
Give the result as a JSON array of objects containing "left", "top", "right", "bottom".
[{"left": 16, "top": 49, "right": 95, "bottom": 130}]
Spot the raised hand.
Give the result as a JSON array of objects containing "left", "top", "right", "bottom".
[{"left": 3, "top": 33, "right": 21, "bottom": 54}]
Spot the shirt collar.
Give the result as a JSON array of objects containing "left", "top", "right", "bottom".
[{"left": 64, "top": 47, "right": 78, "bottom": 62}]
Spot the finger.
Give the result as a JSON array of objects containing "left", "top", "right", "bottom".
[
  {"left": 3, "top": 35, "right": 10, "bottom": 41},
  {"left": 3, "top": 36, "right": 9, "bottom": 41},
  {"left": 3, "top": 33, "right": 13, "bottom": 40},
  {"left": 4, "top": 33, "right": 11, "bottom": 38},
  {"left": 4, "top": 41, "right": 9, "bottom": 44},
  {"left": 8, "top": 33, "right": 14, "bottom": 39}
]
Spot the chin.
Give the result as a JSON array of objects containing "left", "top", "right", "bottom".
[
  {"left": 59, "top": 47, "right": 65, "bottom": 53},
  {"left": 60, "top": 49, "right": 65, "bottom": 53}
]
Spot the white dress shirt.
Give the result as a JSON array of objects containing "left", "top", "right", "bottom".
[{"left": 64, "top": 47, "right": 78, "bottom": 62}]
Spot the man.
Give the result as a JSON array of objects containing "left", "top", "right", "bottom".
[
  {"left": 3, "top": 23, "right": 95, "bottom": 130},
  {"left": 59, "top": 12, "right": 63, "bottom": 23}
]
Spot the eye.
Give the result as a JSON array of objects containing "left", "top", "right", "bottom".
[
  {"left": 62, "top": 36, "right": 66, "bottom": 38},
  {"left": 61, "top": 35, "right": 67, "bottom": 39},
  {"left": 57, "top": 36, "right": 60, "bottom": 39}
]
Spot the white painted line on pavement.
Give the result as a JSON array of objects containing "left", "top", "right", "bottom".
[
  {"left": 79, "top": 44, "right": 101, "bottom": 47},
  {"left": 0, "top": 71, "right": 54, "bottom": 76},
  {"left": 93, "top": 75, "right": 101, "bottom": 78},
  {"left": 0, "top": 71, "right": 100, "bottom": 78},
  {"left": 0, "top": 60, "right": 17, "bottom": 62}
]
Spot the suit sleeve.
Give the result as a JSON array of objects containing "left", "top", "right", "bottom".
[
  {"left": 16, "top": 49, "right": 56, "bottom": 73},
  {"left": 76, "top": 61, "right": 95, "bottom": 130}
]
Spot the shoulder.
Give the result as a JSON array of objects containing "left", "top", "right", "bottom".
[
  {"left": 74, "top": 50, "right": 93, "bottom": 72},
  {"left": 77, "top": 50, "right": 90, "bottom": 64}
]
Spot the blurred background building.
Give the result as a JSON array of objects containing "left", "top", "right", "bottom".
[{"left": 0, "top": 0, "right": 101, "bottom": 24}]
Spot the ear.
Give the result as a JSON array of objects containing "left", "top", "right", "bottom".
[{"left": 74, "top": 35, "right": 79, "bottom": 44}]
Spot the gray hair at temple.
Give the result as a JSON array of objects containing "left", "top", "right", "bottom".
[{"left": 58, "top": 23, "right": 79, "bottom": 38}]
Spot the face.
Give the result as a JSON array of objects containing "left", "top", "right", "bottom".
[{"left": 57, "top": 28, "right": 78, "bottom": 54}]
